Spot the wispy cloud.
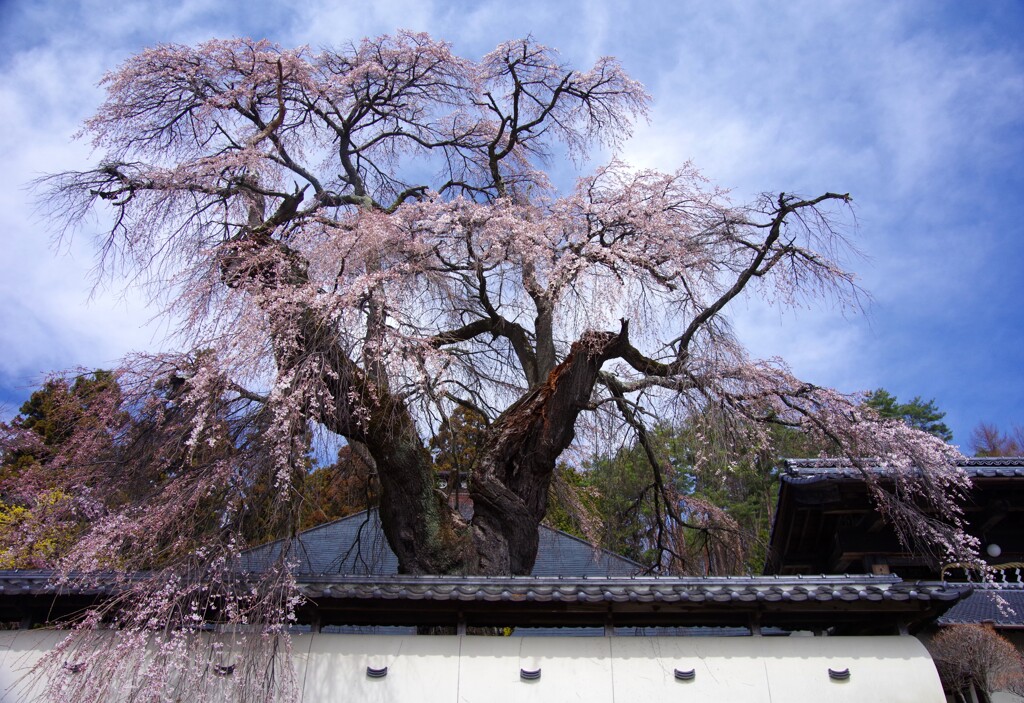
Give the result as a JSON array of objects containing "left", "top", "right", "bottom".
[{"left": 1, "top": 0, "right": 1021, "bottom": 442}]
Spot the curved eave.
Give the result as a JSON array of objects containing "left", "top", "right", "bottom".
[
  {"left": 0, "top": 571, "right": 969, "bottom": 632},
  {"left": 288, "top": 574, "right": 969, "bottom": 631}
]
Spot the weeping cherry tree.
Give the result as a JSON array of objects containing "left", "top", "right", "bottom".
[{"left": 23, "top": 32, "right": 974, "bottom": 700}]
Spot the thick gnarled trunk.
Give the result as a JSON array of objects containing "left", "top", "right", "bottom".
[
  {"left": 304, "top": 317, "right": 629, "bottom": 576},
  {"left": 281, "top": 312, "right": 466, "bottom": 575},
  {"left": 467, "top": 327, "right": 629, "bottom": 574},
  {"left": 244, "top": 214, "right": 633, "bottom": 575}
]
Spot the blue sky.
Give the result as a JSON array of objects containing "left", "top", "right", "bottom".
[{"left": 0, "top": 0, "right": 1021, "bottom": 449}]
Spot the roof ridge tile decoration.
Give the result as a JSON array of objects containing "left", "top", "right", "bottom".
[
  {"left": 0, "top": 570, "right": 967, "bottom": 604},
  {"left": 782, "top": 456, "right": 1024, "bottom": 481}
]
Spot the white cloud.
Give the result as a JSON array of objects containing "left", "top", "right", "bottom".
[{"left": 0, "top": 0, "right": 1021, "bottom": 441}]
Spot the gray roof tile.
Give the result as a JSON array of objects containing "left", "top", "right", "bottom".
[
  {"left": 937, "top": 588, "right": 1024, "bottom": 627},
  {"left": 0, "top": 571, "right": 968, "bottom": 607},
  {"left": 241, "top": 509, "right": 643, "bottom": 577},
  {"left": 279, "top": 573, "right": 967, "bottom": 605},
  {"left": 783, "top": 457, "right": 1024, "bottom": 482}
]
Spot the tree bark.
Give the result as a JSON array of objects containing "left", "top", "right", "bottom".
[
  {"left": 468, "top": 325, "right": 630, "bottom": 574},
  {"left": 287, "top": 311, "right": 468, "bottom": 575},
  {"left": 280, "top": 301, "right": 632, "bottom": 576}
]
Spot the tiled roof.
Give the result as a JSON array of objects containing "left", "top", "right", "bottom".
[
  {"left": 937, "top": 588, "right": 1024, "bottom": 627},
  {"left": 782, "top": 457, "right": 1024, "bottom": 482},
  {"left": 291, "top": 573, "right": 966, "bottom": 605},
  {"left": 0, "top": 570, "right": 966, "bottom": 604},
  {"left": 241, "top": 509, "right": 642, "bottom": 577},
  {"left": 0, "top": 571, "right": 969, "bottom": 631}
]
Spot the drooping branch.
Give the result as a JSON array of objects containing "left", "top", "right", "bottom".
[
  {"left": 28, "top": 32, "right": 977, "bottom": 658},
  {"left": 598, "top": 371, "right": 742, "bottom": 574},
  {"left": 269, "top": 309, "right": 462, "bottom": 575},
  {"left": 671, "top": 192, "right": 852, "bottom": 361}
]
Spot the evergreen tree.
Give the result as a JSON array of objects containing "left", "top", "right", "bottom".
[{"left": 864, "top": 388, "right": 953, "bottom": 442}]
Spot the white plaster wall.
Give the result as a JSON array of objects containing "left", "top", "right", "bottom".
[{"left": 0, "top": 632, "right": 946, "bottom": 702}]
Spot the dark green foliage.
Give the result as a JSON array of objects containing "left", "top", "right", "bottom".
[
  {"left": 864, "top": 388, "right": 953, "bottom": 442},
  {"left": 0, "top": 371, "right": 125, "bottom": 566},
  {"left": 542, "top": 462, "right": 596, "bottom": 540},
  {"left": 17, "top": 371, "right": 120, "bottom": 445},
  {"left": 580, "top": 435, "right": 673, "bottom": 568},
  {"left": 0, "top": 371, "right": 124, "bottom": 499},
  {"left": 553, "top": 420, "right": 828, "bottom": 575}
]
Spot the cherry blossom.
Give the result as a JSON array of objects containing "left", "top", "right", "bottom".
[{"left": 20, "top": 33, "right": 974, "bottom": 701}]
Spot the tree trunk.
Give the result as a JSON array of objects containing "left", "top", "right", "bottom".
[
  {"left": 232, "top": 204, "right": 634, "bottom": 576},
  {"left": 287, "top": 302, "right": 630, "bottom": 576},
  {"left": 288, "top": 312, "right": 468, "bottom": 575},
  {"left": 468, "top": 326, "right": 629, "bottom": 574}
]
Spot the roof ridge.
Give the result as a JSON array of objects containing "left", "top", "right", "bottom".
[{"left": 785, "top": 457, "right": 1024, "bottom": 469}]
